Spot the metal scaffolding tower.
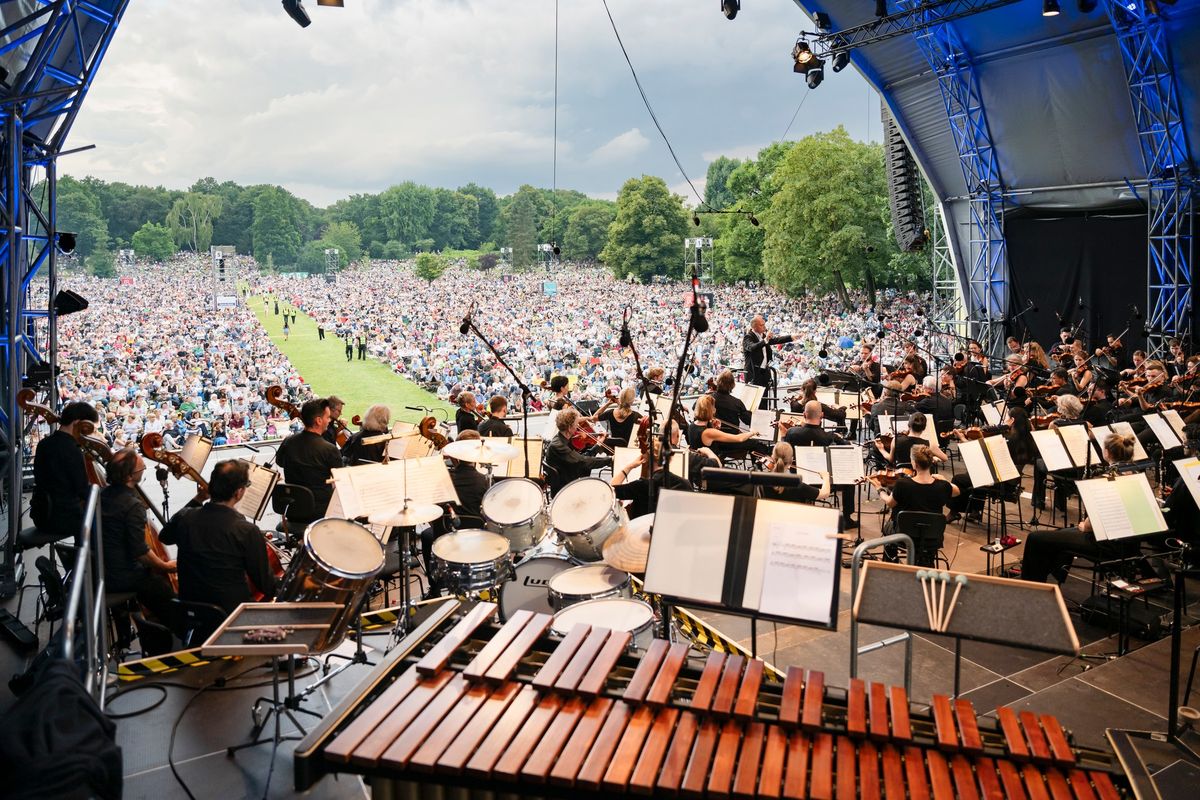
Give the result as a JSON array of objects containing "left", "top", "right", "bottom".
[
  {"left": 0, "top": 0, "right": 129, "bottom": 598},
  {"left": 684, "top": 237, "right": 714, "bottom": 283},
  {"left": 1104, "top": 1, "right": 1194, "bottom": 355}
]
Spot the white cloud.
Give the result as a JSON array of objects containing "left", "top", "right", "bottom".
[
  {"left": 63, "top": 0, "right": 873, "bottom": 206},
  {"left": 701, "top": 143, "right": 769, "bottom": 163}
]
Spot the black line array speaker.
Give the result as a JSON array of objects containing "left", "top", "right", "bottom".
[{"left": 882, "top": 105, "right": 927, "bottom": 253}]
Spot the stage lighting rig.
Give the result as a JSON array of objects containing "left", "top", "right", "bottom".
[
  {"left": 283, "top": 0, "right": 343, "bottom": 28},
  {"left": 1042, "top": 0, "right": 1060, "bottom": 16},
  {"left": 832, "top": 50, "right": 851, "bottom": 72},
  {"left": 721, "top": 0, "right": 740, "bottom": 20},
  {"left": 792, "top": 38, "right": 825, "bottom": 85}
]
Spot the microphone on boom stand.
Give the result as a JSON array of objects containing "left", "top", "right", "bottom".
[
  {"left": 458, "top": 301, "right": 476, "bottom": 335},
  {"left": 619, "top": 305, "right": 633, "bottom": 348}
]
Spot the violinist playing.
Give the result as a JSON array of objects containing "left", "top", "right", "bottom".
[
  {"left": 901, "top": 340, "right": 928, "bottom": 383},
  {"left": 875, "top": 412, "right": 948, "bottom": 469},
  {"left": 1069, "top": 353, "right": 1094, "bottom": 393},
  {"left": 872, "top": 444, "right": 960, "bottom": 566},
  {"left": 710, "top": 370, "right": 753, "bottom": 432},
  {"left": 913, "top": 374, "right": 956, "bottom": 440},
  {"left": 590, "top": 387, "right": 641, "bottom": 447},
  {"left": 31, "top": 400, "right": 101, "bottom": 545},
  {"left": 1094, "top": 333, "right": 1127, "bottom": 372},
  {"left": 322, "top": 395, "right": 347, "bottom": 446},
  {"left": 544, "top": 408, "right": 612, "bottom": 495},
  {"left": 687, "top": 394, "right": 765, "bottom": 459},
  {"left": 848, "top": 343, "right": 883, "bottom": 396},
  {"left": 763, "top": 442, "right": 831, "bottom": 505},
  {"left": 987, "top": 355, "right": 1029, "bottom": 396},
  {"left": 101, "top": 449, "right": 177, "bottom": 638},
  {"left": 610, "top": 434, "right": 693, "bottom": 519}
]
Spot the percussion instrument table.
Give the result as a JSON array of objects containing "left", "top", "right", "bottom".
[{"left": 295, "top": 598, "right": 1129, "bottom": 798}]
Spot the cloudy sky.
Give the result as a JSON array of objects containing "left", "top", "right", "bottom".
[{"left": 66, "top": 0, "right": 877, "bottom": 207}]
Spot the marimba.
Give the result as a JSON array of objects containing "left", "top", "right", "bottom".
[{"left": 295, "top": 599, "right": 1127, "bottom": 798}]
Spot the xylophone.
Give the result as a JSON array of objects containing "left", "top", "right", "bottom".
[{"left": 295, "top": 599, "right": 1128, "bottom": 798}]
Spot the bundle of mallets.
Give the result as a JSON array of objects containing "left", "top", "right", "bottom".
[{"left": 916, "top": 570, "right": 968, "bottom": 633}]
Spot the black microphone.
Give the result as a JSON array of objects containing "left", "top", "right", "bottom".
[
  {"left": 459, "top": 301, "right": 476, "bottom": 335},
  {"left": 1131, "top": 304, "right": 1143, "bottom": 320},
  {"left": 619, "top": 305, "right": 632, "bottom": 348},
  {"left": 1078, "top": 296, "right": 1085, "bottom": 309},
  {"left": 242, "top": 443, "right": 261, "bottom": 453},
  {"left": 818, "top": 341, "right": 829, "bottom": 359},
  {"left": 155, "top": 466, "right": 169, "bottom": 486},
  {"left": 406, "top": 406, "right": 428, "bottom": 413}
]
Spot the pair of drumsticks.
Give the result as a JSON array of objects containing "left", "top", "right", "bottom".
[{"left": 917, "top": 570, "right": 968, "bottom": 633}]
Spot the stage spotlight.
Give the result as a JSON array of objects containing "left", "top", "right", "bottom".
[
  {"left": 875, "top": 0, "right": 888, "bottom": 17},
  {"left": 1042, "top": 0, "right": 1060, "bottom": 15},
  {"left": 56, "top": 232, "right": 76, "bottom": 254},
  {"left": 748, "top": 213, "right": 760, "bottom": 227},
  {"left": 1077, "top": 0, "right": 1097, "bottom": 10},
  {"left": 53, "top": 289, "right": 89, "bottom": 317},
  {"left": 282, "top": 0, "right": 311, "bottom": 27},
  {"left": 806, "top": 65, "right": 825, "bottom": 89},
  {"left": 832, "top": 51, "right": 851, "bottom": 72},
  {"left": 721, "top": 0, "right": 740, "bottom": 20},
  {"left": 792, "top": 39, "right": 823, "bottom": 77},
  {"left": 813, "top": 12, "right": 831, "bottom": 31}
]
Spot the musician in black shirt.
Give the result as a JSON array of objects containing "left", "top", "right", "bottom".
[
  {"left": 455, "top": 391, "right": 481, "bottom": 434},
  {"left": 762, "top": 442, "right": 830, "bottom": 504},
  {"left": 322, "top": 395, "right": 346, "bottom": 446},
  {"left": 743, "top": 315, "right": 794, "bottom": 406},
  {"left": 31, "top": 401, "right": 100, "bottom": 544},
  {"left": 276, "top": 398, "right": 342, "bottom": 525},
  {"left": 478, "top": 396, "right": 515, "bottom": 438},
  {"left": 781, "top": 401, "right": 857, "bottom": 528},
  {"left": 874, "top": 445, "right": 959, "bottom": 566},
  {"left": 544, "top": 409, "right": 612, "bottom": 495},
  {"left": 340, "top": 403, "right": 391, "bottom": 466},
  {"left": 711, "top": 370, "right": 752, "bottom": 430},
  {"left": 610, "top": 438, "right": 693, "bottom": 518},
  {"left": 160, "top": 460, "right": 277, "bottom": 615},
  {"left": 594, "top": 387, "right": 642, "bottom": 447}
]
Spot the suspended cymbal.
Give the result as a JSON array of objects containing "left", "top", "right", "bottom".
[
  {"left": 603, "top": 513, "right": 653, "bottom": 573},
  {"left": 368, "top": 503, "right": 444, "bottom": 527},
  {"left": 442, "top": 439, "right": 519, "bottom": 464}
]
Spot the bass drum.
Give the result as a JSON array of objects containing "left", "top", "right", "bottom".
[
  {"left": 276, "top": 518, "right": 385, "bottom": 654},
  {"left": 498, "top": 554, "right": 571, "bottom": 620}
]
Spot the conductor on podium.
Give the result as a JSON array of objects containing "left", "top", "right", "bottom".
[{"left": 743, "top": 315, "right": 793, "bottom": 407}]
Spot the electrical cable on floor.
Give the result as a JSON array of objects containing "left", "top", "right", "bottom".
[{"left": 104, "top": 682, "right": 168, "bottom": 719}]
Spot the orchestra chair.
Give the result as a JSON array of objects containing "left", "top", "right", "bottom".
[
  {"left": 169, "top": 598, "right": 227, "bottom": 649},
  {"left": 895, "top": 510, "right": 949, "bottom": 569},
  {"left": 542, "top": 462, "right": 565, "bottom": 497},
  {"left": 13, "top": 526, "right": 73, "bottom": 622},
  {"left": 271, "top": 483, "right": 314, "bottom": 541}
]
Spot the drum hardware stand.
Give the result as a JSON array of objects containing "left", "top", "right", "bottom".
[
  {"left": 227, "top": 653, "right": 322, "bottom": 760},
  {"left": 309, "top": 588, "right": 377, "bottom": 689}
]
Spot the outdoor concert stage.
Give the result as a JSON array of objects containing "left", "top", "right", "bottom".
[{"left": 4, "top": 470, "right": 1199, "bottom": 798}]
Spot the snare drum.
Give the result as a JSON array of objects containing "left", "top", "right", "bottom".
[
  {"left": 551, "top": 597, "right": 656, "bottom": 651},
  {"left": 276, "top": 518, "right": 385, "bottom": 653},
  {"left": 481, "top": 478, "right": 548, "bottom": 554},
  {"left": 431, "top": 529, "right": 512, "bottom": 595},
  {"left": 547, "top": 564, "right": 631, "bottom": 611},
  {"left": 499, "top": 554, "right": 571, "bottom": 620},
  {"left": 549, "top": 477, "right": 628, "bottom": 562}
]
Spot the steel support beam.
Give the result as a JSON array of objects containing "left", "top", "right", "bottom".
[{"left": 1104, "top": 1, "right": 1194, "bottom": 356}]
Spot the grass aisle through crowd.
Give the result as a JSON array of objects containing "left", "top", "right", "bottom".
[{"left": 247, "top": 294, "right": 453, "bottom": 424}]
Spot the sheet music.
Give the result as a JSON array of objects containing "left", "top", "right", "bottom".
[
  {"left": 1091, "top": 422, "right": 1148, "bottom": 462},
  {"left": 733, "top": 383, "right": 765, "bottom": 414},
  {"left": 751, "top": 409, "right": 777, "bottom": 441},
  {"left": 181, "top": 435, "right": 212, "bottom": 475},
  {"left": 1143, "top": 413, "right": 1183, "bottom": 450},
  {"left": 1163, "top": 409, "right": 1187, "bottom": 440},
  {"left": 1076, "top": 473, "right": 1166, "bottom": 541},
  {"left": 643, "top": 490, "right": 732, "bottom": 604},
  {"left": 828, "top": 445, "right": 865, "bottom": 485},
  {"left": 1057, "top": 424, "right": 1099, "bottom": 468},
  {"left": 814, "top": 387, "right": 841, "bottom": 409},
  {"left": 980, "top": 401, "right": 1005, "bottom": 427},
  {"left": 957, "top": 439, "right": 998, "bottom": 488},
  {"left": 757, "top": 520, "right": 840, "bottom": 624},
  {"left": 386, "top": 421, "right": 433, "bottom": 460},
  {"left": 983, "top": 435, "right": 1020, "bottom": 483},
  {"left": 613, "top": 446, "right": 640, "bottom": 476},
  {"left": 234, "top": 460, "right": 279, "bottom": 521},
  {"left": 792, "top": 446, "right": 829, "bottom": 484},
  {"left": 1171, "top": 457, "right": 1200, "bottom": 509},
  {"left": 1032, "top": 429, "right": 1074, "bottom": 472},
  {"left": 493, "top": 437, "right": 543, "bottom": 479},
  {"left": 330, "top": 456, "right": 459, "bottom": 520},
  {"left": 879, "top": 415, "right": 909, "bottom": 435}
]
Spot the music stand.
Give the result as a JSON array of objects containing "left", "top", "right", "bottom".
[{"left": 202, "top": 602, "right": 342, "bottom": 756}]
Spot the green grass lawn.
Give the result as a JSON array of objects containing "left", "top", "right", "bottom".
[{"left": 248, "top": 294, "right": 453, "bottom": 424}]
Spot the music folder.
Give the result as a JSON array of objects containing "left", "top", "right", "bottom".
[
  {"left": 957, "top": 436, "right": 1020, "bottom": 488},
  {"left": 791, "top": 444, "right": 864, "bottom": 485},
  {"left": 234, "top": 460, "right": 280, "bottom": 522},
  {"left": 1031, "top": 424, "right": 1100, "bottom": 472},
  {"left": 1143, "top": 412, "right": 1184, "bottom": 450},
  {"left": 1075, "top": 472, "right": 1167, "bottom": 541}
]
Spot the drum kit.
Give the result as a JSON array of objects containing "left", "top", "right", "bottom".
[{"left": 428, "top": 476, "right": 658, "bottom": 650}]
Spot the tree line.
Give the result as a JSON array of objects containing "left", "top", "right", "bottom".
[{"left": 55, "top": 125, "right": 929, "bottom": 293}]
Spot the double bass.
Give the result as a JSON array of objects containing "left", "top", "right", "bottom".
[
  {"left": 266, "top": 384, "right": 352, "bottom": 446},
  {"left": 18, "top": 389, "right": 178, "bottom": 593}
]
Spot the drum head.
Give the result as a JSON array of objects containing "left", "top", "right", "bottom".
[
  {"left": 305, "top": 518, "right": 385, "bottom": 578},
  {"left": 500, "top": 555, "right": 569, "bottom": 618},
  {"left": 482, "top": 478, "right": 544, "bottom": 525},
  {"left": 549, "top": 478, "right": 615, "bottom": 534},
  {"left": 552, "top": 598, "right": 654, "bottom": 637},
  {"left": 548, "top": 564, "right": 627, "bottom": 596},
  {"left": 432, "top": 529, "right": 510, "bottom": 564}
]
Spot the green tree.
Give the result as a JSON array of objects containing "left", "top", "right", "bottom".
[
  {"left": 562, "top": 203, "right": 616, "bottom": 261},
  {"left": 320, "top": 220, "right": 362, "bottom": 267},
  {"left": 295, "top": 240, "right": 332, "bottom": 274},
  {"left": 327, "top": 192, "right": 386, "bottom": 247},
  {"left": 504, "top": 187, "right": 539, "bottom": 270},
  {"left": 414, "top": 252, "right": 447, "bottom": 281},
  {"left": 457, "top": 182, "right": 499, "bottom": 246},
  {"left": 601, "top": 176, "right": 689, "bottom": 280},
  {"left": 250, "top": 186, "right": 302, "bottom": 265},
  {"left": 86, "top": 249, "right": 116, "bottom": 278},
  {"left": 166, "top": 192, "right": 223, "bottom": 253},
  {"left": 704, "top": 156, "right": 742, "bottom": 210},
  {"left": 762, "top": 126, "right": 901, "bottom": 294},
  {"left": 379, "top": 182, "right": 435, "bottom": 246},
  {"left": 712, "top": 215, "right": 764, "bottom": 283},
  {"left": 430, "top": 189, "right": 478, "bottom": 250},
  {"left": 130, "top": 221, "right": 176, "bottom": 261},
  {"left": 381, "top": 240, "right": 408, "bottom": 260},
  {"left": 56, "top": 176, "right": 108, "bottom": 258}
]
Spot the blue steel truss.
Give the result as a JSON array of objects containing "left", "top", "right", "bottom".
[
  {"left": 896, "top": 0, "right": 1008, "bottom": 358},
  {"left": 0, "top": 0, "right": 129, "bottom": 597},
  {"left": 1104, "top": 1, "right": 1194, "bottom": 356}
]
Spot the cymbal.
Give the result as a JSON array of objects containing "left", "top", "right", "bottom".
[
  {"left": 603, "top": 513, "right": 653, "bottom": 573},
  {"left": 368, "top": 503, "right": 444, "bottom": 527},
  {"left": 442, "top": 439, "right": 519, "bottom": 464}
]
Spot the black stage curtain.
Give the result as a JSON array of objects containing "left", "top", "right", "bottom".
[{"left": 1006, "top": 212, "right": 1150, "bottom": 353}]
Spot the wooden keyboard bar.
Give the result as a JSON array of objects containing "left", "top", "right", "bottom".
[
  {"left": 869, "top": 681, "right": 889, "bottom": 741},
  {"left": 482, "top": 612, "right": 553, "bottom": 684},
  {"left": 602, "top": 705, "right": 657, "bottom": 792},
  {"left": 323, "top": 665, "right": 422, "bottom": 763},
  {"left": 646, "top": 642, "right": 690, "bottom": 707},
  {"left": 802, "top": 670, "right": 825, "bottom": 730},
  {"left": 1040, "top": 714, "right": 1076, "bottom": 768},
  {"left": 378, "top": 673, "right": 469, "bottom": 768},
  {"left": 904, "top": 745, "right": 931, "bottom": 800},
  {"left": 629, "top": 707, "right": 680, "bottom": 794},
  {"left": 1067, "top": 769, "right": 1097, "bottom": 800},
  {"left": 949, "top": 754, "right": 980, "bottom": 800},
  {"left": 779, "top": 665, "right": 804, "bottom": 727},
  {"left": 680, "top": 717, "right": 721, "bottom": 798},
  {"left": 1090, "top": 770, "right": 1121, "bottom": 800},
  {"left": 974, "top": 757, "right": 1003, "bottom": 800},
  {"left": 847, "top": 678, "right": 868, "bottom": 737},
  {"left": 1020, "top": 710, "right": 1053, "bottom": 764},
  {"left": 519, "top": 695, "right": 586, "bottom": 782},
  {"left": 782, "top": 731, "right": 810, "bottom": 800},
  {"left": 734, "top": 659, "right": 765, "bottom": 720},
  {"left": 836, "top": 735, "right": 857, "bottom": 800},
  {"left": 880, "top": 744, "right": 906, "bottom": 800},
  {"left": 576, "top": 700, "right": 632, "bottom": 790},
  {"left": 463, "top": 684, "right": 539, "bottom": 777},
  {"left": 531, "top": 622, "right": 590, "bottom": 690},
  {"left": 997, "top": 759, "right": 1029, "bottom": 800},
  {"left": 461, "top": 610, "right": 534, "bottom": 682},
  {"left": 732, "top": 721, "right": 766, "bottom": 800},
  {"left": 998, "top": 706, "right": 1030, "bottom": 760},
  {"left": 351, "top": 670, "right": 453, "bottom": 767},
  {"left": 492, "top": 692, "right": 563, "bottom": 780},
  {"left": 859, "top": 740, "right": 881, "bottom": 800},
  {"left": 954, "top": 698, "right": 984, "bottom": 755},
  {"left": 578, "top": 630, "right": 632, "bottom": 697},
  {"left": 926, "top": 749, "right": 955, "bottom": 800},
  {"left": 414, "top": 602, "right": 497, "bottom": 677},
  {"left": 656, "top": 710, "right": 700, "bottom": 794},
  {"left": 1045, "top": 768, "right": 1073, "bottom": 800},
  {"left": 554, "top": 627, "right": 609, "bottom": 694},
  {"left": 809, "top": 732, "right": 834, "bottom": 800},
  {"left": 931, "top": 694, "right": 958, "bottom": 751},
  {"left": 1023, "top": 764, "right": 1052, "bottom": 800},
  {"left": 758, "top": 725, "right": 788, "bottom": 798},
  {"left": 690, "top": 651, "right": 726, "bottom": 712},
  {"left": 623, "top": 638, "right": 669, "bottom": 704},
  {"left": 712, "top": 654, "right": 746, "bottom": 716},
  {"left": 548, "top": 697, "right": 613, "bottom": 786},
  {"left": 707, "top": 717, "right": 743, "bottom": 797},
  {"left": 889, "top": 685, "right": 912, "bottom": 742},
  {"left": 434, "top": 680, "right": 520, "bottom": 771},
  {"left": 408, "top": 680, "right": 492, "bottom": 772}
]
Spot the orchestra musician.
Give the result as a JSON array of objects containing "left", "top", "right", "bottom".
[
  {"left": 901, "top": 340, "right": 928, "bottom": 383},
  {"left": 710, "top": 370, "right": 752, "bottom": 432},
  {"left": 848, "top": 343, "right": 883, "bottom": 395},
  {"left": 1021, "top": 432, "right": 1140, "bottom": 584},
  {"left": 946, "top": 406, "right": 1035, "bottom": 523},
  {"left": 782, "top": 400, "right": 857, "bottom": 528},
  {"left": 159, "top": 460, "right": 277, "bottom": 615},
  {"left": 101, "top": 449, "right": 177, "bottom": 633},
  {"left": 275, "top": 397, "right": 342, "bottom": 526},
  {"left": 340, "top": 404, "right": 391, "bottom": 466},
  {"left": 610, "top": 436, "right": 693, "bottom": 519},
  {"left": 455, "top": 391, "right": 481, "bottom": 434},
  {"left": 687, "top": 394, "right": 764, "bottom": 459},
  {"left": 1094, "top": 333, "right": 1127, "bottom": 372},
  {"left": 988, "top": 355, "right": 1029, "bottom": 396},
  {"left": 590, "top": 387, "right": 642, "bottom": 447},
  {"left": 873, "top": 444, "right": 960, "bottom": 566},
  {"left": 644, "top": 366, "right": 665, "bottom": 395},
  {"left": 763, "top": 442, "right": 831, "bottom": 504},
  {"left": 867, "top": 382, "right": 914, "bottom": 433},
  {"left": 966, "top": 339, "right": 990, "bottom": 375},
  {"left": 1080, "top": 381, "right": 1114, "bottom": 427},
  {"left": 913, "top": 376, "right": 956, "bottom": 440},
  {"left": 1049, "top": 327, "right": 1074, "bottom": 360},
  {"left": 542, "top": 375, "right": 571, "bottom": 441},
  {"left": 478, "top": 396, "right": 514, "bottom": 438},
  {"left": 742, "top": 315, "right": 794, "bottom": 406},
  {"left": 1166, "top": 338, "right": 1187, "bottom": 378},
  {"left": 322, "top": 395, "right": 347, "bottom": 446},
  {"left": 1024, "top": 341, "right": 1051, "bottom": 373},
  {"left": 1070, "top": 353, "right": 1094, "bottom": 393},
  {"left": 875, "top": 412, "right": 948, "bottom": 468},
  {"left": 1030, "top": 394, "right": 1088, "bottom": 525},
  {"left": 31, "top": 401, "right": 101, "bottom": 545},
  {"left": 789, "top": 379, "right": 847, "bottom": 429},
  {"left": 1119, "top": 349, "right": 1147, "bottom": 380},
  {"left": 543, "top": 408, "right": 612, "bottom": 495}
]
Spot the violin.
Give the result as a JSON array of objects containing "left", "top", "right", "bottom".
[
  {"left": 858, "top": 467, "right": 914, "bottom": 488},
  {"left": 945, "top": 424, "right": 1010, "bottom": 441},
  {"left": 1031, "top": 413, "right": 1061, "bottom": 430},
  {"left": 875, "top": 432, "right": 894, "bottom": 451},
  {"left": 886, "top": 369, "right": 911, "bottom": 382}
]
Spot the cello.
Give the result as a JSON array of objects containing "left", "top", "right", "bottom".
[
  {"left": 18, "top": 389, "right": 179, "bottom": 593},
  {"left": 266, "top": 384, "right": 351, "bottom": 446}
]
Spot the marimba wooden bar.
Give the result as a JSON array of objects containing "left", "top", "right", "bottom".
[{"left": 295, "top": 601, "right": 1128, "bottom": 798}]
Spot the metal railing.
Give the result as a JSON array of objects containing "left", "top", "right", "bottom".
[
  {"left": 61, "top": 485, "right": 108, "bottom": 706},
  {"left": 849, "top": 534, "right": 915, "bottom": 695}
]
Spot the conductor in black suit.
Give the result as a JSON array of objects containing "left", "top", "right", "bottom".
[{"left": 743, "top": 315, "right": 793, "bottom": 408}]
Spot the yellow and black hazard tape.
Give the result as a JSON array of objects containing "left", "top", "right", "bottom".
[{"left": 115, "top": 648, "right": 234, "bottom": 682}]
